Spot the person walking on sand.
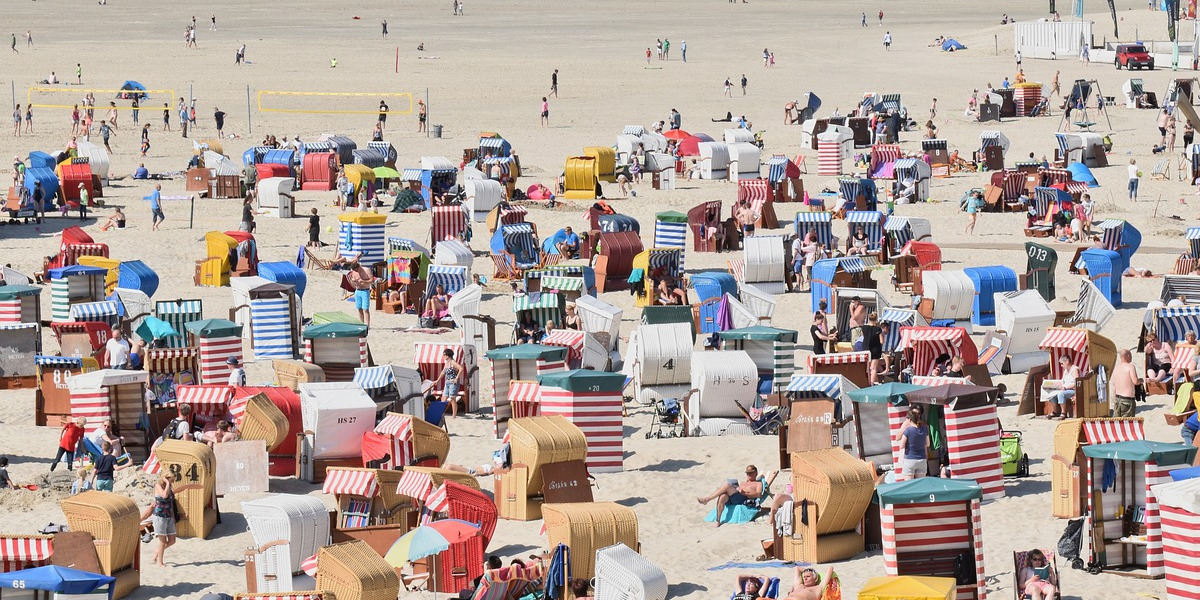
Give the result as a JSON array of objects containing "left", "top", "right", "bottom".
[
  {"left": 862, "top": 12, "right": 867, "bottom": 26},
  {"left": 99, "top": 120, "right": 113, "bottom": 153},
  {"left": 210, "top": 14, "right": 216, "bottom": 30},
  {"left": 148, "top": 471, "right": 177, "bottom": 566},
  {"left": 681, "top": 39, "right": 687, "bottom": 62},
  {"left": 741, "top": 73, "right": 748, "bottom": 95},
  {"left": 1015, "top": 50, "right": 1022, "bottom": 70},
  {"left": 540, "top": 97, "right": 549, "bottom": 127},
  {"left": 964, "top": 189, "right": 983, "bottom": 234},
  {"left": 1051, "top": 70, "right": 1061, "bottom": 97},
  {"left": 106, "top": 102, "right": 119, "bottom": 130},
  {"left": 10, "top": 34, "right": 16, "bottom": 54},
  {"left": 878, "top": 9, "right": 884, "bottom": 25},
  {"left": 381, "top": 20, "right": 388, "bottom": 37},
  {"left": 724, "top": 77, "right": 732, "bottom": 97},
  {"left": 213, "top": 107, "right": 225, "bottom": 137},
  {"left": 147, "top": 183, "right": 165, "bottom": 230},
  {"left": 929, "top": 98, "right": 937, "bottom": 119},
  {"left": 140, "top": 124, "right": 151, "bottom": 156},
  {"left": 645, "top": 47, "right": 652, "bottom": 65},
  {"left": 1080, "top": 44, "right": 1090, "bottom": 66},
  {"left": 884, "top": 31, "right": 892, "bottom": 50},
  {"left": 1128, "top": 159, "right": 1140, "bottom": 201},
  {"left": 550, "top": 69, "right": 558, "bottom": 98}
]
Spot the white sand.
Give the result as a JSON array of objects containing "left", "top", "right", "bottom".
[{"left": 0, "top": 0, "right": 1195, "bottom": 598}]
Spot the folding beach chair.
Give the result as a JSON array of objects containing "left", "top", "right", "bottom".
[{"left": 303, "top": 246, "right": 335, "bottom": 271}]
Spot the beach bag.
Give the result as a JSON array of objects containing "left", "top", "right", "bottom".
[
  {"left": 161, "top": 418, "right": 186, "bottom": 442},
  {"left": 953, "top": 551, "right": 976, "bottom": 585},
  {"left": 1057, "top": 518, "right": 1085, "bottom": 559},
  {"left": 419, "top": 316, "right": 436, "bottom": 329}
]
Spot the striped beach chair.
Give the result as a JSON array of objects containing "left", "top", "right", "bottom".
[
  {"left": 845, "top": 211, "right": 886, "bottom": 255},
  {"left": 69, "top": 301, "right": 121, "bottom": 328},
  {"left": 838, "top": 178, "right": 878, "bottom": 212},
  {"left": 249, "top": 295, "right": 295, "bottom": 359},
  {"left": 513, "top": 292, "right": 564, "bottom": 332},
  {"left": 0, "top": 535, "right": 53, "bottom": 573},
  {"left": 155, "top": 299, "right": 203, "bottom": 349},
  {"left": 867, "top": 144, "right": 902, "bottom": 179},
  {"left": 1174, "top": 227, "right": 1200, "bottom": 274},
  {"left": 431, "top": 205, "right": 468, "bottom": 247},
  {"left": 793, "top": 211, "right": 834, "bottom": 250}
]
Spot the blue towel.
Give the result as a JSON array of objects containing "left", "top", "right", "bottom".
[
  {"left": 1102, "top": 459, "right": 1118, "bottom": 492},
  {"left": 544, "top": 543, "right": 570, "bottom": 600},
  {"left": 705, "top": 503, "right": 762, "bottom": 525}
]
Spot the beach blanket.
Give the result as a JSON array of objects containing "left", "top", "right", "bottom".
[
  {"left": 707, "top": 560, "right": 796, "bottom": 571},
  {"left": 705, "top": 503, "right": 762, "bottom": 525},
  {"left": 391, "top": 189, "right": 423, "bottom": 212}
]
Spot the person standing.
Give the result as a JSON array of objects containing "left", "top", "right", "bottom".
[
  {"left": 896, "top": 408, "right": 928, "bottom": 478},
  {"left": 1015, "top": 50, "right": 1022, "bottom": 70},
  {"left": 307, "top": 208, "right": 322, "bottom": 247},
  {"left": 131, "top": 97, "right": 140, "bottom": 125},
  {"left": 1128, "top": 158, "right": 1140, "bottom": 201},
  {"left": 239, "top": 195, "right": 257, "bottom": 232},
  {"left": 656, "top": 38, "right": 662, "bottom": 60},
  {"left": 162, "top": 103, "right": 171, "bottom": 132},
  {"left": 681, "top": 39, "right": 687, "bottom": 62},
  {"left": 12, "top": 104, "right": 21, "bottom": 137},
  {"left": 188, "top": 99, "right": 197, "bottom": 131},
  {"left": 862, "top": 12, "right": 867, "bottom": 26},
  {"left": 226, "top": 357, "right": 246, "bottom": 386},
  {"left": 25, "top": 30, "right": 32, "bottom": 47},
  {"left": 178, "top": 99, "right": 189, "bottom": 138},
  {"left": 550, "top": 69, "right": 559, "bottom": 98},
  {"left": 76, "top": 63, "right": 83, "bottom": 85},
  {"left": 740, "top": 73, "right": 748, "bottom": 95},
  {"left": 99, "top": 120, "right": 114, "bottom": 152},
  {"left": 878, "top": 9, "right": 884, "bottom": 25},
  {"left": 148, "top": 183, "right": 165, "bottom": 230},
  {"left": 381, "top": 20, "right": 388, "bottom": 37},
  {"left": 1111, "top": 350, "right": 1141, "bottom": 418},
  {"left": 645, "top": 47, "right": 652, "bottom": 66},
  {"left": 92, "top": 442, "right": 130, "bottom": 492},
  {"left": 1051, "top": 70, "right": 1061, "bottom": 97},
  {"left": 378, "top": 100, "right": 388, "bottom": 130},
  {"left": 213, "top": 107, "right": 225, "bottom": 137},
  {"left": 417, "top": 99, "right": 427, "bottom": 133},
  {"left": 106, "top": 328, "right": 131, "bottom": 368},
  {"left": 724, "top": 77, "right": 732, "bottom": 97},
  {"left": 540, "top": 96, "right": 549, "bottom": 127},
  {"left": 347, "top": 260, "right": 376, "bottom": 327},
  {"left": 149, "top": 472, "right": 177, "bottom": 566},
  {"left": 140, "top": 124, "right": 151, "bottom": 156},
  {"left": 435, "top": 349, "right": 465, "bottom": 417},
  {"left": 663, "top": 38, "right": 671, "bottom": 60},
  {"left": 883, "top": 31, "right": 892, "bottom": 51},
  {"left": 964, "top": 189, "right": 983, "bottom": 234},
  {"left": 10, "top": 33, "right": 17, "bottom": 54},
  {"left": 106, "top": 102, "right": 119, "bottom": 130},
  {"left": 50, "top": 417, "right": 87, "bottom": 472},
  {"left": 210, "top": 14, "right": 217, "bottom": 30},
  {"left": 929, "top": 98, "right": 937, "bottom": 120},
  {"left": 23, "top": 105, "right": 33, "bottom": 135}
]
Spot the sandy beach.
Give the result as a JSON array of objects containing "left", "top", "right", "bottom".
[{"left": 0, "top": 0, "right": 1197, "bottom": 598}]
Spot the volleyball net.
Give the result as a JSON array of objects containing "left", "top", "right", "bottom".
[
  {"left": 27, "top": 87, "right": 177, "bottom": 110},
  {"left": 256, "top": 91, "right": 414, "bottom": 115}
]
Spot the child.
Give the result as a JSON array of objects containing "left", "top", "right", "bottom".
[
  {"left": 307, "top": 208, "right": 322, "bottom": 247},
  {"left": 71, "top": 466, "right": 93, "bottom": 494},
  {"left": 51, "top": 417, "right": 86, "bottom": 471},
  {"left": 0, "top": 456, "right": 12, "bottom": 489},
  {"left": 92, "top": 441, "right": 130, "bottom": 492}
]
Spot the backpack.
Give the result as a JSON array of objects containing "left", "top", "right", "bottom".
[{"left": 161, "top": 418, "right": 186, "bottom": 442}]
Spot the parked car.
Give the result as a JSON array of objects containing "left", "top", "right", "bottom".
[{"left": 1115, "top": 44, "right": 1155, "bottom": 70}]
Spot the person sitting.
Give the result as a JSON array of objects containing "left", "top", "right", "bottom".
[
  {"left": 1044, "top": 355, "right": 1078, "bottom": 419},
  {"left": 516, "top": 312, "right": 543, "bottom": 344},
  {"left": 133, "top": 164, "right": 149, "bottom": 179},
  {"left": 99, "top": 206, "right": 126, "bottom": 231},
  {"left": 697, "top": 465, "right": 777, "bottom": 527},
  {"left": 569, "top": 579, "right": 592, "bottom": 600},
  {"left": 846, "top": 227, "right": 870, "bottom": 256},
  {"left": 1144, "top": 332, "right": 1174, "bottom": 383},
  {"left": 556, "top": 226, "right": 581, "bottom": 258},
  {"left": 712, "top": 111, "right": 734, "bottom": 123},
  {"left": 422, "top": 284, "right": 450, "bottom": 320},
  {"left": 1018, "top": 549, "right": 1058, "bottom": 600},
  {"left": 784, "top": 566, "right": 834, "bottom": 600},
  {"left": 202, "top": 420, "right": 238, "bottom": 447}
]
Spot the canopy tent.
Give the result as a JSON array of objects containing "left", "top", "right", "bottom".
[
  {"left": 941, "top": 39, "right": 966, "bottom": 51},
  {"left": 116, "top": 80, "right": 147, "bottom": 100}
]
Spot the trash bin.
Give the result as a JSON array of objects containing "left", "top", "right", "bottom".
[{"left": 432, "top": 124, "right": 443, "bottom": 138}]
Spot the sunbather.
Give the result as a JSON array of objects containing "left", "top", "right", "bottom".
[
  {"left": 422, "top": 284, "right": 450, "bottom": 319},
  {"left": 784, "top": 566, "right": 834, "bottom": 600},
  {"left": 1017, "top": 549, "right": 1058, "bottom": 600},
  {"left": 733, "top": 576, "right": 766, "bottom": 600},
  {"left": 697, "top": 465, "right": 778, "bottom": 527}
]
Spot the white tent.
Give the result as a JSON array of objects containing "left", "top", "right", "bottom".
[
  {"left": 298, "top": 382, "right": 376, "bottom": 460},
  {"left": 689, "top": 350, "right": 759, "bottom": 435},
  {"left": 256, "top": 177, "right": 295, "bottom": 218},
  {"left": 994, "top": 290, "right": 1055, "bottom": 373},
  {"left": 633, "top": 322, "right": 693, "bottom": 405},
  {"left": 921, "top": 270, "right": 975, "bottom": 328},
  {"left": 420, "top": 156, "right": 457, "bottom": 171},
  {"left": 464, "top": 179, "right": 504, "bottom": 222},
  {"left": 698, "top": 142, "right": 730, "bottom": 180},
  {"left": 743, "top": 236, "right": 788, "bottom": 295},
  {"left": 727, "top": 142, "right": 761, "bottom": 181}
]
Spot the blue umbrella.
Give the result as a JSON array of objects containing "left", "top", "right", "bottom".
[
  {"left": 134, "top": 315, "right": 180, "bottom": 342},
  {"left": 0, "top": 566, "right": 115, "bottom": 598}
]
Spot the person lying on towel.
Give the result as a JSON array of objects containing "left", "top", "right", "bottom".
[{"left": 697, "top": 465, "right": 778, "bottom": 527}]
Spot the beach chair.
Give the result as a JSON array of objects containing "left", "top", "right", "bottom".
[
  {"left": 1011, "top": 549, "right": 1061, "bottom": 600},
  {"left": 1151, "top": 158, "right": 1171, "bottom": 181},
  {"left": 1165, "top": 383, "right": 1197, "bottom": 426},
  {"left": 594, "top": 543, "right": 668, "bottom": 600},
  {"left": 303, "top": 246, "right": 335, "bottom": 271}
]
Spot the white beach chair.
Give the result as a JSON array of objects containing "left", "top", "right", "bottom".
[{"left": 594, "top": 543, "right": 668, "bottom": 600}]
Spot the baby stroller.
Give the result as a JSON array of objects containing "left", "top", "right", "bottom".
[
  {"left": 646, "top": 396, "right": 684, "bottom": 439},
  {"left": 999, "top": 430, "right": 1030, "bottom": 477}
]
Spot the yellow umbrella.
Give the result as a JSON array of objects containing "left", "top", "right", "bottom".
[{"left": 857, "top": 576, "right": 956, "bottom": 600}]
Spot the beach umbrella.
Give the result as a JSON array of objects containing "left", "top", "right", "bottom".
[
  {"left": 373, "top": 166, "right": 402, "bottom": 179},
  {"left": 383, "top": 519, "right": 482, "bottom": 567},
  {"left": 1066, "top": 162, "right": 1099, "bottom": 187},
  {"left": 0, "top": 566, "right": 116, "bottom": 598},
  {"left": 847, "top": 382, "right": 926, "bottom": 405},
  {"left": 134, "top": 316, "right": 180, "bottom": 343},
  {"left": 677, "top": 136, "right": 703, "bottom": 156},
  {"left": 662, "top": 129, "right": 691, "bottom": 140}
]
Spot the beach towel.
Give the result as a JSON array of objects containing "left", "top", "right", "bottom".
[
  {"left": 391, "top": 189, "right": 422, "bottom": 212},
  {"left": 705, "top": 503, "right": 762, "bottom": 525},
  {"left": 822, "top": 572, "right": 842, "bottom": 600},
  {"left": 775, "top": 500, "right": 794, "bottom": 537},
  {"left": 707, "top": 561, "right": 795, "bottom": 571},
  {"left": 545, "top": 544, "right": 570, "bottom": 600}
]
